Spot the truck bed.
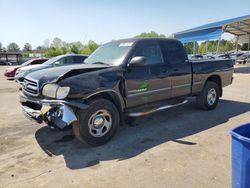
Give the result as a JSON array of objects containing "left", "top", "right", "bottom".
[{"left": 191, "top": 59, "right": 234, "bottom": 94}]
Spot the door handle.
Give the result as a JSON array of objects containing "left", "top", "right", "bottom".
[
  {"left": 173, "top": 68, "right": 179, "bottom": 72},
  {"left": 157, "top": 71, "right": 169, "bottom": 79},
  {"left": 157, "top": 74, "right": 167, "bottom": 79},
  {"left": 162, "top": 70, "right": 168, "bottom": 74}
]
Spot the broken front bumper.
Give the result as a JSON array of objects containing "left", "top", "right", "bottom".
[{"left": 20, "top": 93, "right": 89, "bottom": 129}]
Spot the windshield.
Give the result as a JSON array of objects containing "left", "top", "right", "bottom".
[
  {"left": 85, "top": 41, "right": 134, "bottom": 66},
  {"left": 22, "top": 59, "right": 35, "bottom": 66},
  {"left": 43, "top": 55, "right": 63, "bottom": 65}
]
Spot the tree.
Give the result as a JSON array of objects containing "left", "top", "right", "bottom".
[
  {"left": 23, "top": 43, "right": 32, "bottom": 52},
  {"left": 184, "top": 42, "right": 198, "bottom": 54},
  {"left": 135, "top": 31, "right": 166, "bottom": 38},
  {"left": 7, "top": 43, "right": 20, "bottom": 52},
  {"left": 70, "top": 44, "right": 80, "bottom": 54},
  {"left": 198, "top": 40, "right": 234, "bottom": 54},
  {"left": 0, "top": 42, "right": 2, "bottom": 52},
  {"left": 43, "top": 39, "right": 50, "bottom": 49},
  {"left": 81, "top": 47, "right": 92, "bottom": 55},
  {"left": 241, "top": 43, "right": 249, "bottom": 51},
  {"left": 51, "top": 37, "right": 64, "bottom": 49},
  {"left": 44, "top": 47, "right": 64, "bottom": 57},
  {"left": 87, "top": 40, "right": 99, "bottom": 52},
  {"left": 80, "top": 40, "right": 99, "bottom": 55},
  {"left": 68, "top": 41, "right": 84, "bottom": 54}
]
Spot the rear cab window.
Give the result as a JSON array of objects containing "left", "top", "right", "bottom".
[{"left": 162, "top": 40, "right": 188, "bottom": 65}]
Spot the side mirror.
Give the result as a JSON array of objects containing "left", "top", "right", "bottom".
[
  {"left": 54, "top": 61, "right": 60, "bottom": 66},
  {"left": 128, "top": 56, "right": 146, "bottom": 67}
]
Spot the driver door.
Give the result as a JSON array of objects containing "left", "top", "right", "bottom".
[{"left": 125, "top": 40, "right": 171, "bottom": 108}]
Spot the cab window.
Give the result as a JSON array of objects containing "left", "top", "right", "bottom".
[
  {"left": 133, "top": 41, "right": 164, "bottom": 65},
  {"left": 163, "top": 41, "right": 188, "bottom": 65}
]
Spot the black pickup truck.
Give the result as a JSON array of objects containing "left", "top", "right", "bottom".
[{"left": 20, "top": 38, "right": 234, "bottom": 146}]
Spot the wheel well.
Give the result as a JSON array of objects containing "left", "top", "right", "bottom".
[
  {"left": 206, "top": 75, "right": 222, "bottom": 97},
  {"left": 87, "top": 91, "right": 124, "bottom": 115}
]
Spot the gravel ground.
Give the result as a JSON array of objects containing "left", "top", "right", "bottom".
[{"left": 0, "top": 65, "right": 250, "bottom": 188}]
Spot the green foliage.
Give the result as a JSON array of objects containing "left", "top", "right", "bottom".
[
  {"left": 183, "top": 40, "right": 235, "bottom": 54},
  {"left": 198, "top": 40, "right": 234, "bottom": 54},
  {"left": 41, "top": 37, "right": 99, "bottom": 57},
  {"left": 68, "top": 41, "right": 84, "bottom": 54},
  {"left": 70, "top": 44, "right": 80, "bottom": 54},
  {"left": 241, "top": 43, "right": 249, "bottom": 50},
  {"left": 80, "top": 40, "right": 99, "bottom": 55},
  {"left": 44, "top": 47, "right": 64, "bottom": 57},
  {"left": 51, "top": 37, "right": 64, "bottom": 49},
  {"left": 23, "top": 43, "right": 32, "bottom": 52},
  {"left": 22, "top": 52, "right": 30, "bottom": 58},
  {"left": 183, "top": 42, "right": 197, "bottom": 54},
  {"left": 35, "top": 46, "right": 44, "bottom": 53},
  {"left": 87, "top": 40, "right": 99, "bottom": 52},
  {"left": 7, "top": 42, "right": 20, "bottom": 52},
  {"left": 81, "top": 47, "right": 92, "bottom": 55},
  {"left": 135, "top": 31, "right": 166, "bottom": 38}
]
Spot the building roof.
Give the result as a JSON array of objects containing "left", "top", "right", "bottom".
[{"left": 174, "top": 15, "right": 250, "bottom": 43}]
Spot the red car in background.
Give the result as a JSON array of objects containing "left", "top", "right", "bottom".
[{"left": 4, "top": 58, "right": 48, "bottom": 79}]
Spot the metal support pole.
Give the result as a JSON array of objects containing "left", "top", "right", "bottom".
[
  {"left": 216, "top": 38, "right": 221, "bottom": 56},
  {"left": 206, "top": 40, "right": 208, "bottom": 54},
  {"left": 216, "top": 30, "right": 224, "bottom": 57},
  {"left": 248, "top": 35, "right": 250, "bottom": 54},
  {"left": 235, "top": 35, "right": 239, "bottom": 54},
  {"left": 193, "top": 42, "right": 195, "bottom": 55}
]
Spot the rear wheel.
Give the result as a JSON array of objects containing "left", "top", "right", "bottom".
[
  {"left": 73, "top": 99, "right": 120, "bottom": 146},
  {"left": 196, "top": 81, "right": 220, "bottom": 110}
]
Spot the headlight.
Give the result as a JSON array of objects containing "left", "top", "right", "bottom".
[
  {"left": 56, "top": 86, "right": 70, "bottom": 99},
  {"left": 42, "top": 84, "right": 70, "bottom": 99},
  {"left": 15, "top": 69, "right": 21, "bottom": 75}
]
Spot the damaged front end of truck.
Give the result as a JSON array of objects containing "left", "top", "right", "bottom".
[{"left": 20, "top": 63, "right": 123, "bottom": 130}]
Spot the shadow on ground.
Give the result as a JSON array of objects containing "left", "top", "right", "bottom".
[
  {"left": 35, "top": 99, "right": 250, "bottom": 169},
  {"left": 234, "top": 65, "right": 250, "bottom": 74}
]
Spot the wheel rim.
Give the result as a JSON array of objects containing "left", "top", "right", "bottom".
[
  {"left": 207, "top": 88, "right": 217, "bottom": 106},
  {"left": 88, "top": 109, "right": 112, "bottom": 138}
]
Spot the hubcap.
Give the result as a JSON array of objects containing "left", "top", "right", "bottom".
[
  {"left": 88, "top": 109, "right": 112, "bottom": 137},
  {"left": 207, "top": 88, "right": 217, "bottom": 106}
]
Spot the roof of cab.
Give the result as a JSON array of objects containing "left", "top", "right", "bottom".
[{"left": 111, "top": 37, "right": 180, "bottom": 43}]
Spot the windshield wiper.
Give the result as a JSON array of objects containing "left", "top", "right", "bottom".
[{"left": 92, "top": 62, "right": 110, "bottom": 66}]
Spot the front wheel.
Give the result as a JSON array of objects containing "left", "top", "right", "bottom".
[
  {"left": 196, "top": 81, "right": 220, "bottom": 110},
  {"left": 73, "top": 99, "right": 120, "bottom": 146}
]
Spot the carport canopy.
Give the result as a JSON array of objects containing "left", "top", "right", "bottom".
[{"left": 174, "top": 15, "right": 250, "bottom": 43}]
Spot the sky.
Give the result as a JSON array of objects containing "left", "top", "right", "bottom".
[{"left": 0, "top": 0, "right": 250, "bottom": 48}]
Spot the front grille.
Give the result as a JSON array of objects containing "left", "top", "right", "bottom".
[{"left": 23, "top": 78, "right": 39, "bottom": 96}]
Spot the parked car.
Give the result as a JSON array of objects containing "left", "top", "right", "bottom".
[
  {"left": 218, "top": 53, "right": 231, "bottom": 59},
  {"left": 236, "top": 53, "right": 250, "bottom": 64},
  {"left": 20, "top": 38, "right": 234, "bottom": 146},
  {"left": 15, "top": 54, "right": 88, "bottom": 83},
  {"left": 204, "top": 55, "right": 215, "bottom": 59},
  {"left": 190, "top": 54, "right": 204, "bottom": 60},
  {"left": 0, "top": 60, "right": 16, "bottom": 66},
  {"left": 228, "top": 52, "right": 244, "bottom": 60},
  {"left": 4, "top": 58, "right": 48, "bottom": 79}
]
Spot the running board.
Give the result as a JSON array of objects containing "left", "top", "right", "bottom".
[{"left": 126, "top": 99, "right": 188, "bottom": 117}]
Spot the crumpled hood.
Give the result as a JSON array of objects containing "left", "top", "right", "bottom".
[{"left": 25, "top": 63, "right": 110, "bottom": 87}]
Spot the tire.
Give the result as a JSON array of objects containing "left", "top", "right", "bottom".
[
  {"left": 196, "top": 81, "right": 220, "bottom": 110},
  {"left": 74, "top": 99, "right": 120, "bottom": 146}
]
